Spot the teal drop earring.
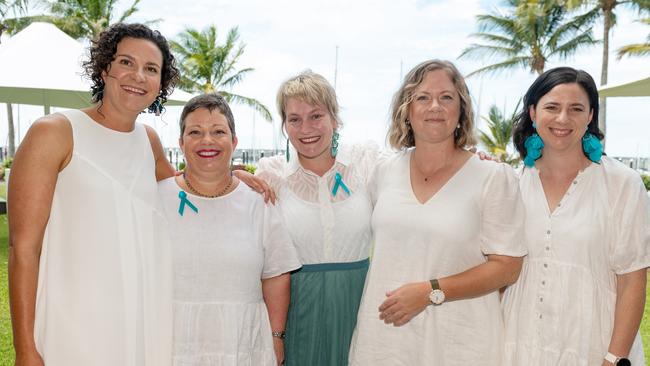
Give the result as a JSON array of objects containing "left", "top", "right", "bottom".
[
  {"left": 523, "top": 122, "right": 544, "bottom": 167},
  {"left": 331, "top": 130, "right": 340, "bottom": 158},
  {"left": 582, "top": 132, "right": 603, "bottom": 163},
  {"left": 285, "top": 138, "right": 290, "bottom": 163}
]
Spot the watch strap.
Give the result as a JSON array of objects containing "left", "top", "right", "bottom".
[
  {"left": 605, "top": 352, "right": 624, "bottom": 364},
  {"left": 429, "top": 279, "right": 440, "bottom": 291}
]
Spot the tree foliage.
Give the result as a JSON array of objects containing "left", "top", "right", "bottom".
[
  {"left": 460, "top": 0, "right": 598, "bottom": 77},
  {"left": 171, "top": 25, "right": 272, "bottom": 122},
  {"left": 478, "top": 103, "right": 520, "bottom": 165}
]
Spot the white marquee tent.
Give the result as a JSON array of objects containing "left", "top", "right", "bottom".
[
  {"left": 0, "top": 22, "right": 193, "bottom": 114},
  {"left": 599, "top": 75, "right": 650, "bottom": 97}
]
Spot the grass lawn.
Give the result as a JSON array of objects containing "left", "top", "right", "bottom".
[{"left": 0, "top": 182, "right": 649, "bottom": 365}]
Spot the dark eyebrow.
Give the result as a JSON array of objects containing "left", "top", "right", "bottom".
[{"left": 115, "top": 54, "right": 161, "bottom": 69}]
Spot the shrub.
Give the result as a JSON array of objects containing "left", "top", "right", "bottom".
[
  {"left": 641, "top": 174, "right": 650, "bottom": 191},
  {"left": 244, "top": 164, "right": 256, "bottom": 175},
  {"left": 3, "top": 158, "right": 12, "bottom": 169}
]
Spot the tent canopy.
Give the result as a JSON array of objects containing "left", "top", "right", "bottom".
[
  {"left": 599, "top": 75, "right": 650, "bottom": 97},
  {"left": 0, "top": 22, "right": 193, "bottom": 113}
]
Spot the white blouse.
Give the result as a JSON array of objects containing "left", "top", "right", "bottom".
[
  {"left": 349, "top": 152, "right": 527, "bottom": 365},
  {"left": 256, "top": 142, "right": 385, "bottom": 264},
  {"left": 158, "top": 178, "right": 301, "bottom": 366},
  {"left": 502, "top": 157, "right": 650, "bottom": 366}
]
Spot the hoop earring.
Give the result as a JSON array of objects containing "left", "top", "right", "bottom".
[
  {"left": 582, "top": 132, "right": 603, "bottom": 163},
  {"left": 148, "top": 94, "right": 164, "bottom": 116},
  {"left": 331, "top": 130, "right": 340, "bottom": 158},
  {"left": 523, "top": 122, "right": 544, "bottom": 167},
  {"left": 285, "top": 138, "right": 290, "bottom": 163}
]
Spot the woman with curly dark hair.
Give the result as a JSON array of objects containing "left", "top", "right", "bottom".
[{"left": 8, "top": 23, "right": 179, "bottom": 366}]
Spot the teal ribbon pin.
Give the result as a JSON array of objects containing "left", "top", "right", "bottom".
[
  {"left": 331, "top": 172, "right": 351, "bottom": 197},
  {"left": 178, "top": 191, "right": 198, "bottom": 216}
]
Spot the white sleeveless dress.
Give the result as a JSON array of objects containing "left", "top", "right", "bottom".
[{"left": 33, "top": 109, "right": 173, "bottom": 366}]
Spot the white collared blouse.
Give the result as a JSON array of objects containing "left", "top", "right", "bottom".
[{"left": 256, "top": 142, "right": 385, "bottom": 264}]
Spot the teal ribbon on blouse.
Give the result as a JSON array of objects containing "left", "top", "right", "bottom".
[
  {"left": 178, "top": 191, "right": 198, "bottom": 216},
  {"left": 331, "top": 172, "right": 351, "bottom": 197}
]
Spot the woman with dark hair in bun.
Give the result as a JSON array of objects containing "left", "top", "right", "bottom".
[{"left": 8, "top": 23, "right": 179, "bottom": 366}]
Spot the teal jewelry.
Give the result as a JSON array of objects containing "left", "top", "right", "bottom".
[
  {"left": 178, "top": 191, "right": 198, "bottom": 216},
  {"left": 523, "top": 122, "right": 544, "bottom": 167},
  {"left": 331, "top": 130, "right": 340, "bottom": 157},
  {"left": 331, "top": 172, "right": 351, "bottom": 197},
  {"left": 285, "top": 138, "right": 290, "bottom": 163},
  {"left": 148, "top": 95, "right": 164, "bottom": 116},
  {"left": 582, "top": 132, "right": 603, "bottom": 163}
]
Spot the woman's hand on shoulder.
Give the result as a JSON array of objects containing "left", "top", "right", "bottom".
[
  {"left": 378, "top": 281, "right": 431, "bottom": 326},
  {"left": 233, "top": 169, "right": 277, "bottom": 204},
  {"left": 467, "top": 146, "right": 494, "bottom": 161}
]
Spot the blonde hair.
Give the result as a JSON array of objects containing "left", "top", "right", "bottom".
[
  {"left": 276, "top": 70, "right": 341, "bottom": 132},
  {"left": 388, "top": 60, "right": 476, "bottom": 150}
]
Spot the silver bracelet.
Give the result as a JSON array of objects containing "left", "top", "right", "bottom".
[{"left": 272, "top": 330, "right": 286, "bottom": 339}]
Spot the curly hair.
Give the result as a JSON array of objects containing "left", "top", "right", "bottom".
[
  {"left": 388, "top": 59, "right": 476, "bottom": 150},
  {"left": 82, "top": 23, "right": 180, "bottom": 113}
]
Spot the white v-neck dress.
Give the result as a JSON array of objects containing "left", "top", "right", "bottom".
[
  {"left": 502, "top": 157, "right": 650, "bottom": 365},
  {"left": 34, "top": 109, "right": 173, "bottom": 366},
  {"left": 349, "top": 151, "right": 527, "bottom": 366}
]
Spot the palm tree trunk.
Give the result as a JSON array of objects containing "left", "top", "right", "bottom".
[
  {"left": 6, "top": 103, "right": 15, "bottom": 157},
  {"left": 599, "top": 5, "right": 614, "bottom": 148}
]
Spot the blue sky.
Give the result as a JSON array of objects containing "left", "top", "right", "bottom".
[{"left": 2, "top": 0, "right": 649, "bottom": 157}]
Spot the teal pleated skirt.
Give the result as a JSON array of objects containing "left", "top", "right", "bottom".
[{"left": 284, "top": 258, "right": 369, "bottom": 366}]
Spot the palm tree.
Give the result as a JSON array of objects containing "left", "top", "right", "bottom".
[
  {"left": 170, "top": 25, "right": 272, "bottom": 122},
  {"left": 459, "top": 0, "right": 598, "bottom": 77},
  {"left": 46, "top": 0, "right": 150, "bottom": 40},
  {"left": 3, "top": 0, "right": 153, "bottom": 40},
  {"left": 0, "top": 0, "right": 27, "bottom": 38},
  {"left": 617, "top": 17, "right": 650, "bottom": 57},
  {"left": 566, "top": 0, "right": 650, "bottom": 142},
  {"left": 479, "top": 103, "right": 520, "bottom": 165}
]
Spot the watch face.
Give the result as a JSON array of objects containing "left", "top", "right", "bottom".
[
  {"left": 429, "top": 289, "right": 445, "bottom": 305},
  {"left": 617, "top": 359, "right": 631, "bottom": 366}
]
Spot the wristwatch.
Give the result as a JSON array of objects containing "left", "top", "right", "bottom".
[
  {"left": 605, "top": 352, "right": 631, "bottom": 366},
  {"left": 428, "top": 279, "right": 445, "bottom": 305}
]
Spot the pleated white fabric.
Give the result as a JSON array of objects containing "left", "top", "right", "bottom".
[
  {"left": 502, "top": 157, "right": 650, "bottom": 366},
  {"left": 34, "top": 109, "right": 173, "bottom": 366}
]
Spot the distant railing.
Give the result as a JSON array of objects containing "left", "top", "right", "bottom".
[{"left": 164, "top": 147, "right": 285, "bottom": 170}]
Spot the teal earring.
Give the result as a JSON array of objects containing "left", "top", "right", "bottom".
[
  {"left": 148, "top": 95, "right": 164, "bottom": 116},
  {"left": 523, "top": 122, "right": 544, "bottom": 167},
  {"left": 285, "top": 138, "right": 290, "bottom": 163},
  {"left": 582, "top": 132, "right": 603, "bottom": 163},
  {"left": 331, "top": 130, "right": 340, "bottom": 158}
]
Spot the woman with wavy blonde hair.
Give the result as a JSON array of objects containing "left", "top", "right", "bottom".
[{"left": 349, "top": 59, "right": 526, "bottom": 365}]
